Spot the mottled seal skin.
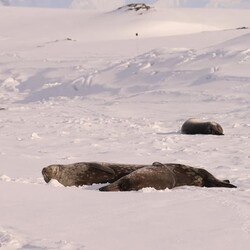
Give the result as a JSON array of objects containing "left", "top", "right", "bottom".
[
  {"left": 99, "top": 162, "right": 236, "bottom": 191},
  {"left": 42, "top": 162, "right": 148, "bottom": 187},
  {"left": 181, "top": 118, "right": 224, "bottom": 135}
]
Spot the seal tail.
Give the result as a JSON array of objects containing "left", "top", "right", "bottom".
[
  {"left": 198, "top": 169, "right": 237, "bottom": 188},
  {"left": 205, "top": 179, "right": 237, "bottom": 188},
  {"left": 211, "top": 180, "right": 237, "bottom": 188}
]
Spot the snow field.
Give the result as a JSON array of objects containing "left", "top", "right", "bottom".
[{"left": 0, "top": 5, "right": 250, "bottom": 250}]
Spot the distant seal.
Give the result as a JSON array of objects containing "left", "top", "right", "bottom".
[
  {"left": 99, "top": 162, "right": 236, "bottom": 191},
  {"left": 181, "top": 118, "right": 224, "bottom": 135},
  {"left": 42, "top": 162, "right": 148, "bottom": 187}
]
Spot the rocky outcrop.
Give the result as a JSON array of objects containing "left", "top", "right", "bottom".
[{"left": 117, "top": 3, "right": 153, "bottom": 13}]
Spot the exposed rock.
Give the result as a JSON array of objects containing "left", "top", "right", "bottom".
[
  {"left": 236, "top": 26, "right": 249, "bottom": 30},
  {"left": 117, "top": 3, "right": 153, "bottom": 13}
]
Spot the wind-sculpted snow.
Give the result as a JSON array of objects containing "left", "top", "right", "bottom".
[
  {"left": 1, "top": 33, "right": 249, "bottom": 104},
  {"left": 0, "top": 227, "right": 85, "bottom": 249}
]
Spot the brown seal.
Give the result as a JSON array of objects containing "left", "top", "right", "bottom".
[
  {"left": 42, "top": 162, "right": 148, "bottom": 187},
  {"left": 181, "top": 118, "right": 224, "bottom": 135},
  {"left": 99, "top": 162, "right": 236, "bottom": 191}
]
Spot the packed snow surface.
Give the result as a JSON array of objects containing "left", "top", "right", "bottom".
[{"left": 0, "top": 4, "right": 250, "bottom": 250}]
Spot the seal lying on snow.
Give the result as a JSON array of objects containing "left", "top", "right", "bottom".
[
  {"left": 181, "top": 118, "right": 224, "bottom": 135},
  {"left": 99, "top": 162, "right": 236, "bottom": 191},
  {"left": 42, "top": 162, "right": 148, "bottom": 186}
]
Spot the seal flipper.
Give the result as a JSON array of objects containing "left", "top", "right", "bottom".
[
  {"left": 99, "top": 178, "right": 131, "bottom": 191},
  {"left": 205, "top": 179, "right": 237, "bottom": 188},
  {"left": 197, "top": 168, "right": 237, "bottom": 188},
  {"left": 88, "top": 162, "right": 116, "bottom": 175}
]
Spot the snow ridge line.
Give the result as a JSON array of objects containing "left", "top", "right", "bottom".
[
  {"left": 0, "top": 174, "right": 45, "bottom": 185},
  {"left": 0, "top": 227, "right": 85, "bottom": 250}
]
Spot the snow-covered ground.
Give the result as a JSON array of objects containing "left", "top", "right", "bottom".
[{"left": 0, "top": 4, "right": 250, "bottom": 250}]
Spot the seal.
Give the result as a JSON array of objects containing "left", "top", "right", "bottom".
[
  {"left": 42, "top": 162, "right": 148, "bottom": 187},
  {"left": 181, "top": 118, "right": 224, "bottom": 135},
  {"left": 99, "top": 162, "right": 236, "bottom": 191}
]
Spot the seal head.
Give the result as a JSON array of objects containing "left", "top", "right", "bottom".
[{"left": 42, "top": 165, "right": 62, "bottom": 183}]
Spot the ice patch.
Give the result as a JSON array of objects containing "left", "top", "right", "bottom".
[
  {"left": 31, "top": 132, "right": 41, "bottom": 139},
  {"left": 0, "top": 174, "right": 11, "bottom": 182},
  {"left": 140, "top": 187, "right": 171, "bottom": 193},
  {"left": 0, "top": 228, "right": 24, "bottom": 249},
  {"left": 1, "top": 77, "right": 20, "bottom": 92},
  {"left": 48, "top": 179, "right": 64, "bottom": 187},
  {"left": 139, "top": 62, "right": 152, "bottom": 70},
  {"left": 42, "top": 82, "right": 62, "bottom": 89}
]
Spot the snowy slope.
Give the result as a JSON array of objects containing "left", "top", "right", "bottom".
[{"left": 0, "top": 5, "right": 250, "bottom": 250}]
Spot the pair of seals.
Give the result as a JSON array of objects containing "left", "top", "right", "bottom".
[
  {"left": 181, "top": 118, "right": 224, "bottom": 135},
  {"left": 42, "top": 162, "right": 236, "bottom": 191}
]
